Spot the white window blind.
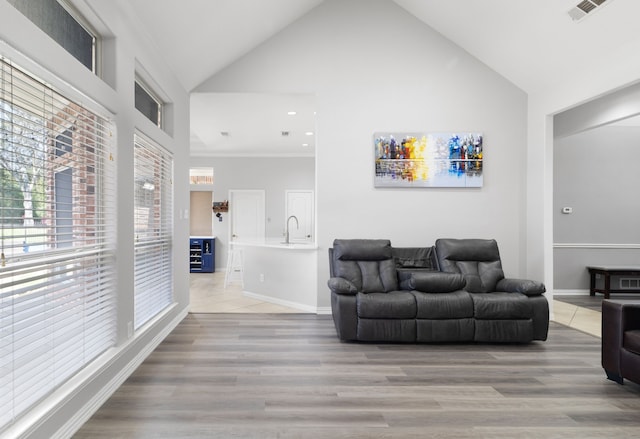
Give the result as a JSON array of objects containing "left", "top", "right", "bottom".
[
  {"left": 133, "top": 133, "right": 173, "bottom": 329},
  {"left": 0, "top": 57, "right": 116, "bottom": 432}
]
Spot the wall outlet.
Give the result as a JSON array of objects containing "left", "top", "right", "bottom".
[{"left": 259, "top": 273, "right": 265, "bottom": 282}]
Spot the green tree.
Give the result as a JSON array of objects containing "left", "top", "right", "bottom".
[
  {"left": 0, "top": 101, "right": 46, "bottom": 226},
  {"left": 0, "top": 167, "right": 23, "bottom": 224}
]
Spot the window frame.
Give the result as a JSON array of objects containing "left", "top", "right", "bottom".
[
  {"left": 7, "top": 0, "right": 101, "bottom": 75},
  {"left": 0, "top": 56, "right": 117, "bottom": 433},
  {"left": 57, "top": 0, "right": 100, "bottom": 74},
  {"left": 134, "top": 78, "right": 163, "bottom": 129}
]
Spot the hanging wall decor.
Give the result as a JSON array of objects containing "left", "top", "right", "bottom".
[
  {"left": 374, "top": 132, "right": 483, "bottom": 188},
  {"left": 212, "top": 200, "right": 229, "bottom": 213}
]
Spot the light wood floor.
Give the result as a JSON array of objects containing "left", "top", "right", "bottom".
[{"left": 74, "top": 312, "right": 640, "bottom": 439}]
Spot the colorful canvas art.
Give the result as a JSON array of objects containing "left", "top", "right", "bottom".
[{"left": 374, "top": 132, "right": 483, "bottom": 187}]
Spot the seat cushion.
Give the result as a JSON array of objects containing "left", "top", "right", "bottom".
[
  {"left": 471, "top": 292, "right": 533, "bottom": 319},
  {"left": 357, "top": 291, "right": 416, "bottom": 319},
  {"left": 414, "top": 290, "right": 473, "bottom": 319},
  {"left": 624, "top": 329, "right": 640, "bottom": 355}
]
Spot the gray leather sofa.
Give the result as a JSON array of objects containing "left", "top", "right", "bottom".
[{"left": 328, "top": 238, "right": 549, "bottom": 343}]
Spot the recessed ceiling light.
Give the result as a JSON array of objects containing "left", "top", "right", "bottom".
[
  {"left": 302, "top": 143, "right": 309, "bottom": 147},
  {"left": 287, "top": 111, "right": 297, "bottom": 115},
  {"left": 305, "top": 131, "right": 314, "bottom": 136}
]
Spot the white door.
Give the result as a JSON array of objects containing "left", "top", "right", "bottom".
[
  {"left": 229, "top": 190, "right": 265, "bottom": 242},
  {"left": 285, "top": 190, "right": 314, "bottom": 243}
]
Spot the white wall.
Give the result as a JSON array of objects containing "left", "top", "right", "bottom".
[
  {"left": 554, "top": 125, "right": 640, "bottom": 244},
  {"left": 553, "top": 125, "right": 640, "bottom": 291},
  {"left": 189, "top": 156, "right": 315, "bottom": 270},
  {"left": 527, "top": 50, "right": 640, "bottom": 306},
  {"left": 0, "top": 0, "right": 191, "bottom": 436},
  {"left": 195, "top": 0, "right": 529, "bottom": 309}
]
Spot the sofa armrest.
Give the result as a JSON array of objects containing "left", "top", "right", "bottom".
[
  {"left": 328, "top": 277, "right": 358, "bottom": 295},
  {"left": 403, "top": 271, "right": 466, "bottom": 293},
  {"left": 495, "top": 278, "right": 545, "bottom": 296},
  {"left": 602, "top": 300, "right": 627, "bottom": 381}
]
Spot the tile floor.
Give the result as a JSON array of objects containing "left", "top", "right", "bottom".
[
  {"left": 189, "top": 271, "right": 606, "bottom": 338},
  {"left": 189, "top": 271, "right": 301, "bottom": 313},
  {"left": 552, "top": 298, "right": 601, "bottom": 338}
]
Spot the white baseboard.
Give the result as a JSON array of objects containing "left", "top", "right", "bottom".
[
  {"left": 242, "top": 290, "right": 321, "bottom": 314},
  {"left": 554, "top": 289, "right": 590, "bottom": 296}
]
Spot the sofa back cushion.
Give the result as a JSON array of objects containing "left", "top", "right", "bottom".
[
  {"left": 435, "top": 238, "right": 505, "bottom": 293},
  {"left": 624, "top": 329, "right": 640, "bottom": 355},
  {"left": 331, "top": 239, "right": 398, "bottom": 293}
]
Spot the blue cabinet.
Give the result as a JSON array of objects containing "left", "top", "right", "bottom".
[{"left": 190, "top": 237, "right": 215, "bottom": 273}]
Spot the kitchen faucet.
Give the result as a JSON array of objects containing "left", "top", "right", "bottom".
[{"left": 285, "top": 215, "right": 299, "bottom": 244}]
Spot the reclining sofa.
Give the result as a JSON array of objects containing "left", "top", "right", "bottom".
[{"left": 328, "top": 238, "right": 549, "bottom": 343}]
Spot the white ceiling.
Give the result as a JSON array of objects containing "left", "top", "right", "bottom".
[
  {"left": 127, "top": 0, "right": 640, "bottom": 156},
  {"left": 190, "top": 93, "right": 316, "bottom": 157}
]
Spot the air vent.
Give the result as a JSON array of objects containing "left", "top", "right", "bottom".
[
  {"left": 568, "top": 0, "right": 611, "bottom": 21},
  {"left": 281, "top": 131, "right": 290, "bottom": 137},
  {"left": 620, "top": 278, "right": 640, "bottom": 290}
]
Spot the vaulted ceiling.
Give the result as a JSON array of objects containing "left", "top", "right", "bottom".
[{"left": 126, "top": 0, "right": 640, "bottom": 155}]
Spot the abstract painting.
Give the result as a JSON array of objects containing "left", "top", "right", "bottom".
[{"left": 374, "top": 132, "right": 483, "bottom": 188}]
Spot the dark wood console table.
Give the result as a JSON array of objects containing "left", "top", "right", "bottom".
[{"left": 587, "top": 266, "right": 640, "bottom": 299}]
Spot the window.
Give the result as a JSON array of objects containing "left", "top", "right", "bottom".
[
  {"left": 135, "top": 80, "right": 162, "bottom": 128},
  {"left": 7, "top": 0, "right": 97, "bottom": 72},
  {"left": 0, "top": 57, "right": 116, "bottom": 431},
  {"left": 133, "top": 133, "right": 173, "bottom": 329},
  {"left": 189, "top": 167, "right": 214, "bottom": 185}
]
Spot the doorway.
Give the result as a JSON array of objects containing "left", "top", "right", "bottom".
[{"left": 189, "top": 191, "right": 213, "bottom": 236}]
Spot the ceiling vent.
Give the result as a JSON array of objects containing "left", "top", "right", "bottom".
[
  {"left": 568, "top": 0, "right": 611, "bottom": 21},
  {"left": 281, "top": 131, "right": 290, "bottom": 137}
]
